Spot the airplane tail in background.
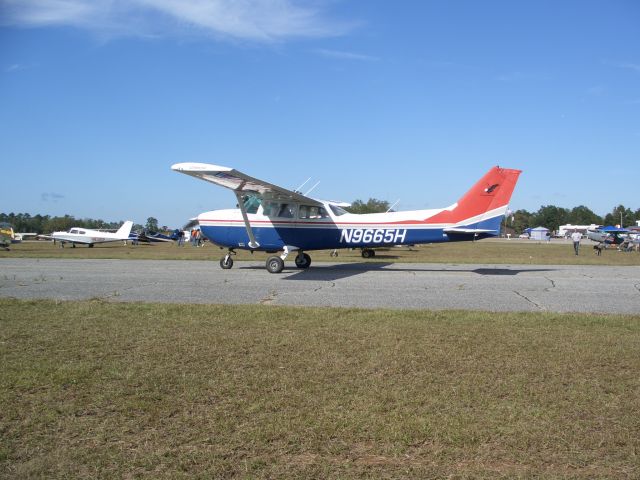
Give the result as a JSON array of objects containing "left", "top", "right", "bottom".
[
  {"left": 116, "top": 221, "right": 134, "bottom": 239},
  {"left": 427, "top": 166, "right": 522, "bottom": 229}
]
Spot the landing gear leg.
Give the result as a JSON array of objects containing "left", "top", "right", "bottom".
[{"left": 220, "top": 249, "right": 235, "bottom": 269}]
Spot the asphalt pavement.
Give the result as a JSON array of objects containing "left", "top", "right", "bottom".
[{"left": 1, "top": 258, "right": 638, "bottom": 313}]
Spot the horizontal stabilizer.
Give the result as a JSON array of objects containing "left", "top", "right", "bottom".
[{"left": 444, "top": 228, "right": 498, "bottom": 234}]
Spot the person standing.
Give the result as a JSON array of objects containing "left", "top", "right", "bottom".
[{"left": 571, "top": 230, "right": 582, "bottom": 255}]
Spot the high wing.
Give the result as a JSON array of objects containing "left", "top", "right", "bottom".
[
  {"left": 171, "top": 163, "right": 323, "bottom": 206},
  {"left": 172, "top": 162, "right": 324, "bottom": 249}
]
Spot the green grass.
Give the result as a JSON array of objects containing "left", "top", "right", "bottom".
[
  {"left": 3, "top": 239, "right": 640, "bottom": 265},
  {"left": 1, "top": 299, "right": 639, "bottom": 478}
]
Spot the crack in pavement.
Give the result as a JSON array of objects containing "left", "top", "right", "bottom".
[
  {"left": 101, "top": 282, "right": 159, "bottom": 300},
  {"left": 543, "top": 276, "right": 556, "bottom": 292},
  {"left": 259, "top": 289, "right": 278, "bottom": 305},
  {"left": 313, "top": 282, "right": 335, "bottom": 292},
  {"left": 513, "top": 290, "right": 544, "bottom": 310}
]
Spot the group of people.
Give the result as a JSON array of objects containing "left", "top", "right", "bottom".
[
  {"left": 190, "top": 228, "right": 203, "bottom": 247},
  {"left": 176, "top": 229, "right": 204, "bottom": 247}
]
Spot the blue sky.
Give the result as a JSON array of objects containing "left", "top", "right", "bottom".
[{"left": 1, "top": 0, "right": 639, "bottom": 228}]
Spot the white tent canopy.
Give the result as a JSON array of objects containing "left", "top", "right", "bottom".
[{"left": 529, "top": 226, "right": 549, "bottom": 241}]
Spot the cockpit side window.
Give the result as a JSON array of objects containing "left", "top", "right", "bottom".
[
  {"left": 277, "top": 203, "right": 297, "bottom": 218},
  {"left": 262, "top": 201, "right": 274, "bottom": 217},
  {"left": 242, "top": 194, "right": 262, "bottom": 214},
  {"left": 263, "top": 202, "right": 297, "bottom": 218}
]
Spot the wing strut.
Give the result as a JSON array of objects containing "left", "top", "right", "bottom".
[{"left": 234, "top": 191, "right": 260, "bottom": 249}]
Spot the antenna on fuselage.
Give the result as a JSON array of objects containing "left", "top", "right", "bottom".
[
  {"left": 294, "top": 177, "right": 312, "bottom": 194},
  {"left": 304, "top": 181, "right": 321, "bottom": 196},
  {"left": 386, "top": 199, "right": 400, "bottom": 213}
]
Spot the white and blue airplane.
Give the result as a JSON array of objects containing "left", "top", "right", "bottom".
[{"left": 172, "top": 163, "right": 522, "bottom": 273}]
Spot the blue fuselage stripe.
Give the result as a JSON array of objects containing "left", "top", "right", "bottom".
[{"left": 200, "top": 215, "right": 503, "bottom": 250}]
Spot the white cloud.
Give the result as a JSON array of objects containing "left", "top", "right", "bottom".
[
  {"left": 495, "top": 71, "right": 550, "bottom": 83},
  {"left": 41, "top": 192, "right": 65, "bottom": 202},
  {"left": 5, "top": 63, "right": 25, "bottom": 72},
  {"left": 614, "top": 62, "right": 640, "bottom": 73},
  {"left": 0, "top": 0, "right": 354, "bottom": 42},
  {"left": 314, "top": 48, "right": 378, "bottom": 62},
  {"left": 586, "top": 85, "right": 606, "bottom": 96}
]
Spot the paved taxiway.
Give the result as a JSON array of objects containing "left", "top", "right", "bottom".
[{"left": 1, "top": 258, "right": 639, "bottom": 313}]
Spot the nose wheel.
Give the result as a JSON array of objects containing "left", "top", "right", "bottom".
[{"left": 219, "top": 249, "right": 236, "bottom": 269}]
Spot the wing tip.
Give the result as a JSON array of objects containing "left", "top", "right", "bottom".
[{"left": 171, "top": 162, "right": 232, "bottom": 172}]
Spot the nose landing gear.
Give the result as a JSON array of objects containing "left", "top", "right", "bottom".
[{"left": 219, "top": 249, "right": 236, "bottom": 269}]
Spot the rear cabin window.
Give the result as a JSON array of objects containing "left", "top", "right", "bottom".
[
  {"left": 329, "top": 205, "right": 349, "bottom": 216},
  {"left": 299, "top": 205, "right": 329, "bottom": 219}
]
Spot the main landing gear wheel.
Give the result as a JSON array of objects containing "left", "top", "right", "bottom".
[
  {"left": 361, "top": 248, "right": 375, "bottom": 258},
  {"left": 294, "top": 252, "right": 311, "bottom": 269},
  {"left": 266, "top": 256, "right": 284, "bottom": 274},
  {"left": 220, "top": 256, "right": 234, "bottom": 269}
]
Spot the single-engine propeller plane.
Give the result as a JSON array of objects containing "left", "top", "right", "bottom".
[
  {"left": 172, "top": 163, "right": 522, "bottom": 273},
  {"left": 586, "top": 226, "right": 630, "bottom": 249},
  {"left": 44, "top": 221, "right": 134, "bottom": 248}
]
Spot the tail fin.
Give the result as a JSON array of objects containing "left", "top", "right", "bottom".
[
  {"left": 116, "top": 221, "right": 134, "bottom": 239},
  {"left": 428, "top": 166, "right": 522, "bottom": 227}
]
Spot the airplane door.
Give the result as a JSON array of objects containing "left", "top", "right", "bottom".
[{"left": 254, "top": 201, "right": 295, "bottom": 249}]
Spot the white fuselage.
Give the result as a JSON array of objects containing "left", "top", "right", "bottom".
[{"left": 51, "top": 221, "right": 133, "bottom": 246}]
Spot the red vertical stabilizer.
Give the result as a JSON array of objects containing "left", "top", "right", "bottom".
[{"left": 426, "top": 166, "right": 522, "bottom": 224}]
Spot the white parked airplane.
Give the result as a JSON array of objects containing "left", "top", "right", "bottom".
[{"left": 45, "top": 221, "right": 134, "bottom": 247}]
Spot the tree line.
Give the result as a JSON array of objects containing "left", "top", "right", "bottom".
[
  {"left": 0, "top": 213, "right": 165, "bottom": 234},
  {"left": 509, "top": 204, "right": 640, "bottom": 233},
  {"left": 2, "top": 204, "right": 639, "bottom": 235},
  {"left": 347, "top": 200, "right": 640, "bottom": 233}
]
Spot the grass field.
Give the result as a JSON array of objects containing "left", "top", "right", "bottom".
[
  {"left": 1, "top": 299, "right": 639, "bottom": 478},
  {"left": 3, "top": 238, "right": 640, "bottom": 266}
]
